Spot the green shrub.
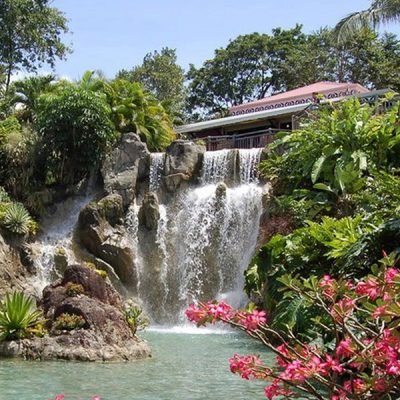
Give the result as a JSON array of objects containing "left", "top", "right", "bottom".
[
  {"left": 1, "top": 202, "right": 34, "bottom": 235},
  {"left": 35, "top": 85, "right": 116, "bottom": 185},
  {"left": 65, "top": 282, "right": 85, "bottom": 297},
  {"left": 53, "top": 313, "right": 86, "bottom": 331},
  {"left": 124, "top": 305, "right": 149, "bottom": 335},
  {"left": 0, "top": 291, "right": 43, "bottom": 341}
]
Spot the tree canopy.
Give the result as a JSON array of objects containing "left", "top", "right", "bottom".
[
  {"left": 187, "top": 25, "right": 400, "bottom": 119},
  {"left": 0, "top": 0, "right": 70, "bottom": 91},
  {"left": 117, "top": 48, "right": 186, "bottom": 123}
]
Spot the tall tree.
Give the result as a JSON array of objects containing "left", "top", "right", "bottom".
[
  {"left": 11, "top": 74, "right": 56, "bottom": 122},
  {"left": 187, "top": 26, "right": 400, "bottom": 119},
  {"left": 0, "top": 0, "right": 70, "bottom": 91},
  {"left": 187, "top": 26, "right": 305, "bottom": 119},
  {"left": 336, "top": 0, "right": 400, "bottom": 40},
  {"left": 117, "top": 48, "right": 186, "bottom": 123}
]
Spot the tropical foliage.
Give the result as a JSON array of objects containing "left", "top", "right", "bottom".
[
  {"left": 336, "top": 0, "right": 400, "bottom": 41},
  {"left": 36, "top": 85, "right": 116, "bottom": 185},
  {"left": 246, "top": 96, "right": 400, "bottom": 333},
  {"left": 117, "top": 47, "right": 186, "bottom": 123},
  {"left": 187, "top": 256, "right": 400, "bottom": 399},
  {"left": 0, "top": 291, "right": 43, "bottom": 341}
]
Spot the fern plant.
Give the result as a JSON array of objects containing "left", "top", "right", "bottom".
[
  {"left": 2, "top": 202, "right": 33, "bottom": 235},
  {"left": 0, "top": 291, "right": 43, "bottom": 341}
]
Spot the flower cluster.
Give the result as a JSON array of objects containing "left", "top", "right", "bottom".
[
  {"left": 185, "top": 301, "right": 267, "bottom": 331},
  {"left": 186, "top": 261, "right": 400, "bottom": 399}
]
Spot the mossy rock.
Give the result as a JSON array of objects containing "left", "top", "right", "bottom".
[{"left": 97, "top": 194, "right": 124, "bottom": 226}]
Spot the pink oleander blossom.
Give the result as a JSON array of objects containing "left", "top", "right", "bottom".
[
  {"left": 320, "top": 275, "right": 337, "bottom": 300},
  {"left": 356, "top": 278, "right": 381, "bottom": 300},
  {"left": 385, "top": 267, "right": 400, "bottom": 284},
  {"left": 240, "top": 309, "right": 268, "bottom": 331},
  {"left": 185, "top": 303, "right": 208, "bottom": 323},
  {"left": 229, "top": 354, "right": 264, "bottom": 380}
]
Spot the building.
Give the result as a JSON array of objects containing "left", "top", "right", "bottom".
[{"left": 176, "top": 82, "right": 388, "bottom": 151}]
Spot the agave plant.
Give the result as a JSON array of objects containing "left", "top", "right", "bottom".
[
  {"left": 2, "top": 202, "right": 33, "bottom": 235},
  {"left": 0, "top": 291, "right": 43, "bottom": 341}
]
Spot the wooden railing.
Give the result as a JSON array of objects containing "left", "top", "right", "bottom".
[{"left": 197, "top": 128, "right": 285, "bottom": 151}]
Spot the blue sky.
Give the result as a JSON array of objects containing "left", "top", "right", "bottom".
[{"left": 51, "top": 0, "right": 400, "bottom": 80}]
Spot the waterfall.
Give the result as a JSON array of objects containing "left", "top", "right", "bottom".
[
  {"left": 31, "top": 184, "right": 98, "bottom": 291},
  {"left": 201, "top": 149, "right": 233, "bottom": 184},
  {"left": 131, "top": 182, "right": 263, "bottom": 324},
  {"left": 149, "top": 152, "right": 165, "bottom": 192},
  {"left": 239, "top": 148, "right": 262, "bottom": 184},
  {"left": 30, "top": 146, "right": 265, "bottom": 326}
]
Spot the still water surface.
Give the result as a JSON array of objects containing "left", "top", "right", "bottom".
[{"left": 0, "top": 328, "right": 272, "bottom": 400}]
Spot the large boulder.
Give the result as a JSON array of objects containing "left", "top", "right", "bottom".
[
  {"left": 0, "top": 264, "right": 151, "bottom": 362},
  {"left": 77, "top": 198, "right": 136, "bottom": 286},
  {"left": 102, "top": 133, "right": 150, "bottom": 209},
  {"left": 163, "top": 140, "right": 206, "bottom": 192},
  {"left": 138, "top": 192, "right": 160, "bottom": 231}
]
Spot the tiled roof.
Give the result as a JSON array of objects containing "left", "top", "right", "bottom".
[{"left": 229, "top": 82, "right": 369, "bottom": 115}]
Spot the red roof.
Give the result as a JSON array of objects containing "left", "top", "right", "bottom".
[{"left": 229, "top": 82, "right": 370, "bottom": 115}]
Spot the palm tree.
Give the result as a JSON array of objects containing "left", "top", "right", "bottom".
[
  {"left": 109, "top": 80, "right": 176, "bottom": 151},
  {"left": 336, "top": 0, "right": 400, "bottom": 41},
  {"left": 11, "top": 74, "right": 55, "bottom": 122}
]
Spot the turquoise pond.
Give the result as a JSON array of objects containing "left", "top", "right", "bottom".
[{"left": 0, "top": 328, "right": 273, "bottom": 400}]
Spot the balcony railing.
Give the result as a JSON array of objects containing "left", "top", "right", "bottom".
[{"left": 197, "top": 128, "right": 285, "bottom": 151}]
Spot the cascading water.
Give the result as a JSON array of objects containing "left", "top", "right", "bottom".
[
  {"left": 30, "top": 147, "right": 265, "bottom": 325},
  {"left": 149, "top": 152, "right": 165, "bottom": 192},
  {"left": 239, "top": 148, "right": 263, "bottom": 184},
  {"left": 201, "top": 149, "right": 233, "bottom": 184},
  {"left": 129, "top": 148, "right": 266, "bottom": 324},
  {"left": 31, "top": 184, "right": 98, "bottom": 291}
]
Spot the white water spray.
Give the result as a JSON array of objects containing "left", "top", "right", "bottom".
[{"left": 149, "top": 152, "right": 165, "bottom": 192}]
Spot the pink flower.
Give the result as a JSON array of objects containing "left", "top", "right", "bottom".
[
  {"left": 240, "top": 309, "right": 268, "bottom": 331},
  {"left": 319, "top": 355, "right": 344, "bottom": 375},
  {"left": 331, "top": 298, "right": 355, "bottom": 323},
  {"left": 373, "top": 378, "right": 387, "bottom": 392},
  {"left": 264, "top": 380, "right": 293, "bottom": 400},
  {"left": 185, "top": 303, "right": 208, "bottom": 324},
  {"left": 336, "top": 338, "right": 355, "bottom": 358},
  {"left": 229, "top": 354, "right": 262, "bottom": 380},
  {"left": 207, "top": 301, "right": 233, "bottom": 320},
  {"left": 343, "top": 378, "right": 366, "bottom": 394},
  {"left": 385, "top": 267, "right": 399, "bottom": 283},
  {"left": 372, "top": 305, "right": 388, "bottom": 319},
  {"left": 356, "top": 278, "right": 381, "bottom": 300},
  {"left": 320, "top": 275, "right": 337, "bottom": 300}
]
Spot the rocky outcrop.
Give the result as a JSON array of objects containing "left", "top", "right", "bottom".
[
  {"left": 163, "top": 140, "right": 206, "bottom": 192},
  {"left": 0, "top": 264, "right": 151, "bottom": 362},
  {"left": 102, "top": 133, "right": 150, "bottom": 209},
  {"left": 138, "top": 193, "right": 160, "bottom": 231},
  {"left": 77, "top": 195, "right": 136, "bottom": 287},
  {"left": 0, "top": 234, "right": 32, "bottom": 297}
]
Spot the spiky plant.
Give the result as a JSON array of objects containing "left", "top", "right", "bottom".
[
  {"left": 0, "top": 186, "right": 10, "bottom": 203},
  {"left": 0, "top": 291, "right": 43, "bottom": 341},
  {"left": 2, "top": 202, "right": 33, "bottom": 235}
]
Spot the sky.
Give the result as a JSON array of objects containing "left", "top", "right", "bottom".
[{"left": 50, "top": 0, "right": 400, "bottom": 80}]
